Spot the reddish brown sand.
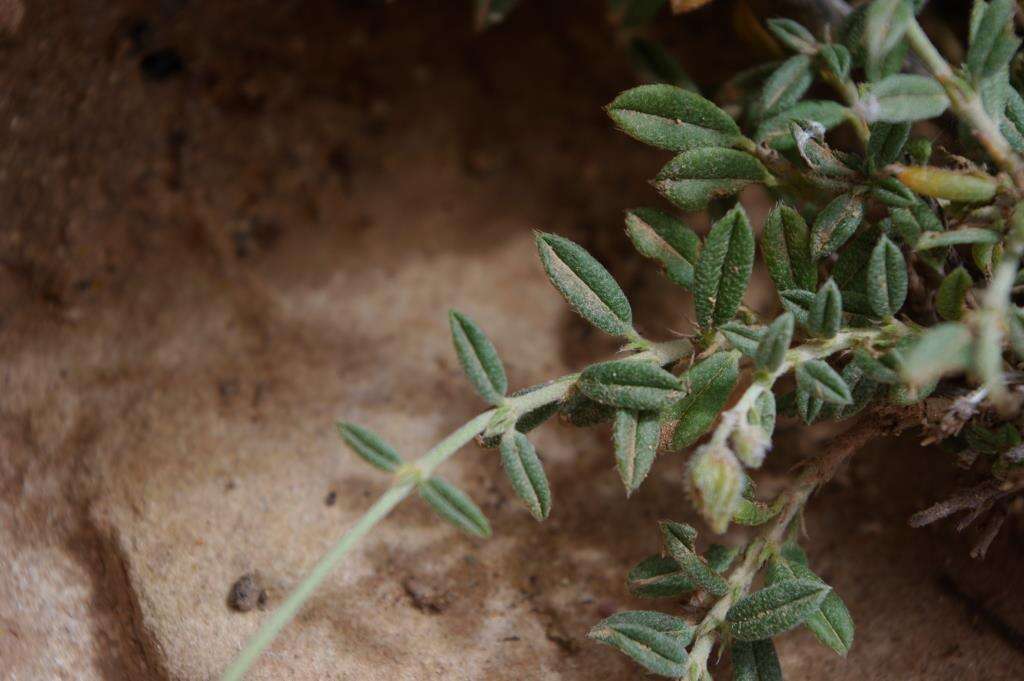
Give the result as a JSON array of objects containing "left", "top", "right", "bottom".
[{"left": 1, "top": 1, "right": 1022, "bottom": 679}]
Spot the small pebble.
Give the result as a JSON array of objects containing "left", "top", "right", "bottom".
[{"left": 227, "top": 573, "right": 267, "bottom": 612}]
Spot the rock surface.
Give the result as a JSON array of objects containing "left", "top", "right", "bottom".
[{"left": 1, "top": 2, "right": 1023, "bottom": 680}]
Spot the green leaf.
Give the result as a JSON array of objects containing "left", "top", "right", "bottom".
[
  {"left": 733, "top": 496, "right": 783, "bottom": 526},
  {"left": 419, "top": 478, "right": 491, "bottom": 538},
  {"left": 706, "top": 543, "right": 741, "bottom": 573},
  {"left": 914, "top": 227, "right": 1001, "bottom": 250},
  {"left": 449, "top": 310, "right": 508, "bottom": 405},
  {"left": 818, "top": 44, "right": 852, "bottom": 81},
  {"left": 796, "top": 360, "right": 852, "bottom": 404},
  {"left": 659, "top": 519, "right": 698, "bottom": 551},
  {"left": 866, "top": 235, "right": 908, "bottom": 318},
  {"left": 337, "top": 422, "right": 404, "bottom": 472},
  {"left": 732, "top": 639, "right": 784, "bottom": 681},
  {"left": 852, "top": 347, "right": 901, "bottom": 384},
  {"left": 727, "top": 579, "right": 832, "bottom": 641},
  {"left": 588, "top": 611, "right": 693, "bottom": 678},
  {"left": 966, "top": 0, "right": 1020, "bottom": 80},
  {"left": 832, "top": 361, "right": 880, "bottom": 420},
  {"left": 613, "top": 409, "right": 661, "bottom": 496},
  {"left": 579, "top": 360, "right": 682, "bottom": 411},
  {"left": 765, "top": 552, "right": 855, "bottom": 656},
  {"left": 607, "top": 84, "right": 744, "bottom": 152},
  {"left": 627, "top": 555, "right": 695, "bottom": 598},
  {"left": 761, "top": 202, "right": 817, "bottom": 292},
  {"left": 863, "top": 75, "right": 950, "bottom": 122},
  {"left": 693, "top": 205, "right": 755, "bottom": 328},
  {"left": 654, "top": 149, "right": 770, "bottom": 212},
  {"left": 937, "top": 266, "right": 973, "bottom": 321},
  {"left": 779, "top": 289, "right": 815, "bottom": 328},
  {"left": 756, "top": 313, "right": 794, "bottom": 372},
  {"left": 865, "top": 0, "right": 913, "bottom": 78},
  {"left": 536, "top": 232, "right": 634, "bottom": 337},
  {"left": 867, "top": 121, "right": 911, "bottom": 169},
  {"left": 662, "top": 523, "right": 729, "bottom": 596},
  {"left": 767, "top": 18, "right": 817, "bottom": 54},
  {"left": 667, "top": 351, "right": 741, "bottom": 450},
  {"left": 720, "top": 322, "right": 766, "bottom": 358},
  {"left": 796, "top": 387, "right": 824, "bottom": 424},
  {"left": 808, "top": 279, "right": 843, "bottom": 339},
  {"left": 754, "top": 55, "right": 814, "bottom": 121},
  {"left": 751, "top": 390, "right": 776, "bottom": 438},
  {"left": 869, "top": 176, "right": 917, "bottom": 208},
  {"left": 810, "top": 193, "right": 865, "bottom": 260},
  {"left": 755, "top": 101, "right": 849, "bottom": 150},
  {"left": 499, "top": 431, "right": 551, "bottom": 521},
  {"left": 625, "top": 208, "right": 700, "bottom": 289},
  {"left": 901, "top": 322, "right": 973, "bottom": 386}
]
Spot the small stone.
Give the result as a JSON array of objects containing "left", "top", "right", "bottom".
[{"left": 227, "top": 573, "right": 267, "bottom": 613}]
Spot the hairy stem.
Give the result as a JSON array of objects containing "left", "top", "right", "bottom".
[
  {"left": 905, "top": 19, "right": 1024, "bottom": 192},
  {"left": 221, "top": 337, "right": 692, "bottom": 680},
  {"left": 685, "top": 423, "right": 883, "bottom": 680}
]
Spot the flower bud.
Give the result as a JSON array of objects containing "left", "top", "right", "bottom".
[
  {"left": 686, "top": 443, "right": 743, "bottom": 534},
  {"left": 731, "top": 420, "right": 772, "bottom": 468}
]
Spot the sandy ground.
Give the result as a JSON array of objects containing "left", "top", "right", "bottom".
[{"left": 1, "top": 1, "right": 1023, "bottom": 679}]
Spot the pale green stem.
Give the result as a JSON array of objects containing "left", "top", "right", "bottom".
[
  {"left": 904, "top": 19, "right": 1024, "bottom": 192},
  {"left": 221, "top": 338, "right": 693, "bottom": 680}
]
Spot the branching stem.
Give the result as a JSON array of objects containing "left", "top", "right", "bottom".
[
  {"left": 905, "top": 19, "right": 1024, "bottom": 192},
  {"left": 221, "top": 337, "right": 693, "bottom": 680}
]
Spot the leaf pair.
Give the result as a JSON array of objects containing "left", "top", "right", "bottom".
[
  {"left": 765, "top": 544, "right": 855, "bottom": 656},
  {"left": 588, "top": 610, "right": 694, "bottom": 678},
  {"left": 727, "top": 578, "right": 832, "bottom": 641}
]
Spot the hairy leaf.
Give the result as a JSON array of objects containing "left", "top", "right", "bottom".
[
  {"left": 720, "top": 322, "right": 766, "bottom": 358},
  {"left": 607, "top": 84, "right": 743, "bottom": 152},
  {"left": 810, "top": 193, "right": 865, "bottom": 260},
  {"left": 866, "top": 235, "right": 908, "bottom": 318},
  {"left": 337, "top": 422, "right": 404, "bottom": 472},
  {"left": 580, "top": 360, "right": 682, "bottom": 410},
  {"left": 756, "top": 313, "right": 794, "bottom": 372},
  {"left": 937, "top": 266, "right": 973, "bottom": 321},
  {"left": 667, "top": 351, "right": 741, "bottom": 450},
  {"left": 536, "top": 232, "right": 633, "bottom": 337},
  {"left": 865, "top": 0, "right": 913, "bottom": 78},
  {"left": 732, "top": 639, "right": 784, "bottom": 681},
  {"left": 499, "top": 431, "right": 551, "bottom": 521},
  {"left": 762, "top": 202, "right": 817, "bottom": 292},
  {"left": 767, "top": 18, "right": 817, "bottom": 54},
  {"left": 966, "top": 0, "right": 1020, "bottom": 80},
  {"left": 754, "top": 55, "right": 814, "bottom": 121},
  {"left": 765, "top": 550, "right": 855, "bottom": 656},
  {"left": 419, "top": 478, "right": 492, "bottom": 538},
  {"left": 588, "top": 611, "right": 693, "bottom": 678},
  {"left": 693, "top": 204, "right": 755, "bottom": 328},
  {"left": 449, "top": 310, "right": 508, "bottom": 405},
  {"left": 627, "top": 555, "right": 695, "bottom": 598},
  {"left": 863, "top": 75, "right": 949, "bottom": 122},
  {"left": 663, "top": 524, "right": 729, "bottom": 596},
  {"left": 808, "top": 279, "right": 843, "bottom": 339},
  {"left": 755, "top": 100, "right": 849, "bottom": 150},
  {"left": 625, "top": 208, "right": 700, "bottom": 289},
  {"left": 867, "top": 121, "right": 911, "bottom": 169},
  {"left": 796, "top": 360, "right": 852, "bottom": 404},
  {"left": 654, "top": 149, "right": 770, "bottom": 212},
  {"left": 727, "top": 579, "right": 832, "bottom": 641},
  {"left": 897, "top": 166, "right": 998, "bottom": 203},
  {"left": 613, "top": 409, "right": 661, "bottom": 495},
  {"left": 779, "top": 289, "right": 815, "bottom": 328}
]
